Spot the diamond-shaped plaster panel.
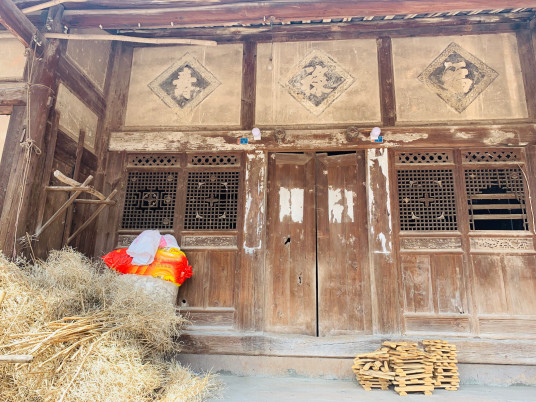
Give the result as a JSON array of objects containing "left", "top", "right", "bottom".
[
  {"left": 418, "top": 42, "right": 498, "bottom": 113},
  {"left": 280, "top": 49, "right": 355, "bottom": 115},
  {"left": 148, "top": 53, "right": 221, "bottom": 118}
]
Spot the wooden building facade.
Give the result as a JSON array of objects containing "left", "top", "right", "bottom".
[{"left": 1, "top": 0, "right": 536, "bottom": 367}]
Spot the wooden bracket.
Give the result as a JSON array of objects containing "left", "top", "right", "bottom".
[{"left": 34, "top": 170, "right": 118, "bottom": 243}]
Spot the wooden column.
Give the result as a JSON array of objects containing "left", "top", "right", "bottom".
[
  {"left": 241, "top": 40, "right": 257, "bottom": 130},
  {"left": 0, "top": 45, "right": 61, "bottom": 255},
  {"left": 516, "top": 29, "right": 536, "bottom": 120},
  {"left": 366, "top": 148, "right": 400, "bottom": 334},
  {"left": 377, "top": 36, "right": 396, "bottom": 127},
  {"left": 237, "top": 150, "right": 267, "bottom": 330},
  {"left": 93, "top": 42, "right": 133, "bottom": 256}
]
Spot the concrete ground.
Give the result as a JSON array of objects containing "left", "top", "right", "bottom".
[{"left": 210, "top": 375, "right": 536, "bottom": 402}]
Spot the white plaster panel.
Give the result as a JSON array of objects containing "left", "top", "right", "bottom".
[
  {"left": 55, "top": 83, "right": 99, "bottom": 152},
  {"left": 125, "top": 44, "right": 242, "bottom": 127},
  {"left": 0, "top": 115, "right": 10, "bottom": 165},
  {"left": 66, "top": 29, "right": 111, "bottom": 93},
  {"left": 393, "top": 33, "right": 528, "bottom": 122},
  {"left": 256, "top": 39, "right": 381, "bottom": 125},
  {"left": 0, "top": 39, "right": 26, "bottom": 80}
]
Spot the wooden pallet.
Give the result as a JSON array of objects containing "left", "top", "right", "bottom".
[{"left": 423, "top": 339, "right": 460, "bottom": 391}]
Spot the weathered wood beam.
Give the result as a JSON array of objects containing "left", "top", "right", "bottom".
[
  {"left": 517, "top": 29, "right": 536, "bottom": 120},
  {"left": 0, "top": 0, "right": 46, "bottom": 49},
  {"left": 57, "top": 54, "right": 106, "bottom": 116},
  {"left": 377, "top": 37, "right": 396, "bottom": 127},
  {"left": 367, "top": 148, "right": 399, "bottom": 334},
  {"left": 115, "top": 13, "right": 534, "bottom": 42},
  {"left": 240, "top": 40, "right": 256, "bottom": 130},
  {"left": 108, "top": 124, "right": 536, "bottom": 152},
  {"left": 0, "top": 105, "right": 13, "bottom": 114},
  {"left": 61, "top": 1, "right": 536, "bottom": 29},
  {"left": 179, "top": 331, "right": 536, "bottom": 364},
  {"left": 0, "top": 84, "right": 26, "bottom": 106}
]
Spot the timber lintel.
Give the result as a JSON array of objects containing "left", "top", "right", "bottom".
[{"left": 109, "top": 124, "right": 536, "bottom": 152}]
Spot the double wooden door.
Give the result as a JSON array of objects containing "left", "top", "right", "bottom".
[{"left": 265, "top": 152, "right": 371, "bottom": 336}]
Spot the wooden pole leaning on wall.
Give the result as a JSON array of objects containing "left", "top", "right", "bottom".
[{"left": 33, "top": 170, "right": 118, "bottom": 243}]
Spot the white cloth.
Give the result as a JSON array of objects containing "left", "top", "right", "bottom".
[{"left": 126, "top": 230, "right": 161, "bottom": 265}]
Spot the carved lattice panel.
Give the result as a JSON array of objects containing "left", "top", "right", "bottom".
[
  {"left": 465, "top": 168, "right": 528, "bottom": 230},
  {"left": 462, "top": 150, "right": 522, "bottom": 164},
  {"left": 121, "top": 171, "right": 178, "bottom": 230},
  {"left": 127, "top": 154, "right": 180, "bottom": 167},
  {"left": 184, "top": 171, "right": 240, "bottom": 230},
  {"left": 397, "top": 169, "right": 458, "bottom": 231},
  {"left": 396, "top": 151, "right": 453, "bottom": 165},
  {"left": 188, "top": 154, "right": 239, "bottom": 166}
]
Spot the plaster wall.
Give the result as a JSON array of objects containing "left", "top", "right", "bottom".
[
  {"left": 256, "top": 39, "right": 381, "bottom": 126},
  {"left": 393, "top": 33, "right": 528, "bottom": 122},
  {"left": 125, "top": 44, "right": 243, "bottom": 127},
  {"left": 0, "top": 39, "right": 26, "bottom": 80},
  {"left": 0, "top": 115, "right": 9, "bottom": 165},
  {"left": 55, "top": 83, "right": 99, "bottom": 152},
  {"left": 66, "top": 29, "right": 111, "bottom": 93}
]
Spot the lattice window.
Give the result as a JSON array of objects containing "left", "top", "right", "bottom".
[
  {"left": 396, "top": 151, "right": 453, "bottom": 165},
  {"left": 121, "top": 172, "right": 177, "bottom": 230},
  {"left": 462, "top": 150, "right": 521, "bottom": 164},
  {"left": 465, "top": 168, "right": 528, "bottom": 230},
  {"left": 188, "top": 154, "right": 240, "bottom": 166},
  {"left": 127, "top": 154, "right": 180, "bottom": 167},
  {"left": 184, "top": 171, "right": 240, "bottom": 230},
  {"left": 397, "top": 169, "right": 458, "bottom": 231}
]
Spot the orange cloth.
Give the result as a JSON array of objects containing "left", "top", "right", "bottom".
[{"left": 102, "top": 247, "right": 192, "bottom": 286}]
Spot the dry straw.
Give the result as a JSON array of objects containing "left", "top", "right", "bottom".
[{"left": 0, "top": 249, "right": 222, "bottom": 401}]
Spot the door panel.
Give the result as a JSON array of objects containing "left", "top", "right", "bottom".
[
  {"left": 265, "top": 152, "right": 370, "bottom": 336},
  {"left": 316, "top": 153, "right": 371, "bottom": 335},
  {"left": 265, "top": 153, "right": 316, "bottom": 335}
]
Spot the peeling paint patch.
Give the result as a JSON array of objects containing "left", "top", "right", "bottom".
[
  {"left": 387, "top": 133, "right": 428, "bottom": 143},
  {"left": 484, "top": 130, "right": 516, "bottom": 145},
  {"left": 455, "top": 131, "right": 473, "bottom": 139},
  {"left": 328, "top": 187, "right": 344, "bottom": 223},
  {"left": 279, "top": 188, "right": 304, "bottom": 223},
  {"left": 345, "top": 189, "right": 355, "bottom": 222}
]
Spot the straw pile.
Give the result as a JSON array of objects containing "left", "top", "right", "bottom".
[{"left": 0, "top": 249, "right": 222, "bottom": 402}]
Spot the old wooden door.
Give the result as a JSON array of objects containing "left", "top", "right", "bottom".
[{"left": 265, "top": 152, "right": 371, "bottom": 336}]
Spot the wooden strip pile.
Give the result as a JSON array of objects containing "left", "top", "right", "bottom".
[
  {"left": 352, "top": 348, "right": 394, "bottom": 391},
  {"left": 423, "top": 340, "right": 460, "bottom": 391},
  {"left": 383, "top": 341, "right": 434, "bottom": 396}
]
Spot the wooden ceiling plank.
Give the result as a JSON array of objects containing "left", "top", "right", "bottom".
[{"left": 0, "top": 0, "right": 47, "bottom": 48}]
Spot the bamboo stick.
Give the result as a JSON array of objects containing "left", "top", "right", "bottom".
[
  {"left": 22, "top": 0, "right": 87, "bottom": 14},
  {"left": 44, "top": 32, "right": 217, "bottom": 46},
  {"left": 0, "top": 354, "right": 34, "bottom": 363}
]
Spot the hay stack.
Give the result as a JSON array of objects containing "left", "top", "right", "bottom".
[{"left": 0, "top": 249, "right": 222, "bottom": 402}]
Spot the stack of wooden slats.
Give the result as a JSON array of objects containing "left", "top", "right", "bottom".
[
  {"left": 352, "top": 348, "right": 394, "bottom": 391},
  {"left": 383, "top": 341, "right": 435, "bottom": 396},
  {"left": 423, "top": 340, "right": 460, "bottom": 391}
]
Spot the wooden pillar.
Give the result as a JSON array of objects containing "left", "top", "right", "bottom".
[
  {"left": 237, "top": 150, "right": 267, "bottom": 330},
  {"left": 366, "top": 148, "right": 400, "bottom": 335},
  {"left": 93, "top": 42, "right": 133, "bottom": 256},
  {"left": 0, "top": 45, "right": 61, "bottom": 256}
]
